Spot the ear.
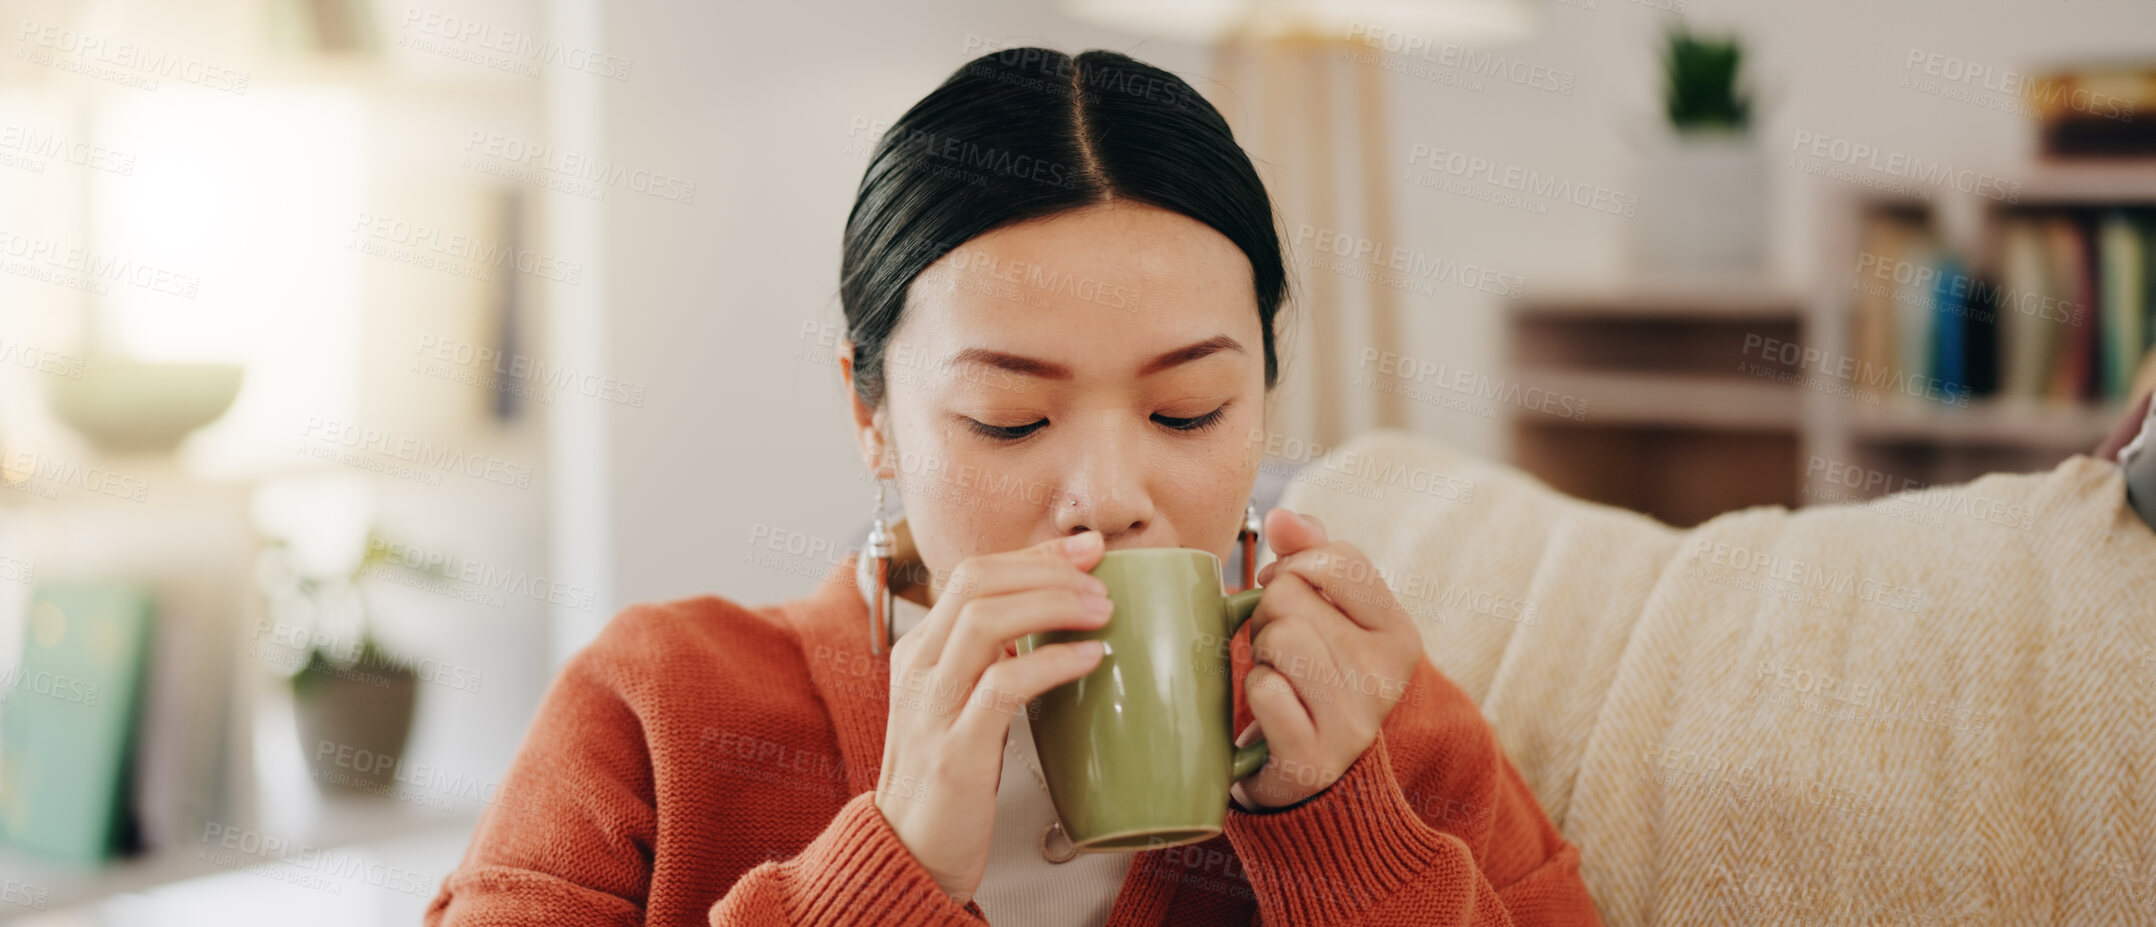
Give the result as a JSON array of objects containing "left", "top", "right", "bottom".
[{"left": 837, "top": 340, "right": 892, "bottom": 478}]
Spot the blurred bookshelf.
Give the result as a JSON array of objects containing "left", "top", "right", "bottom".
[
  {"left": 1506, "top": 166, "right": 2150, "bottom": 527},
  {"left": 1506, "top": 279, "right": 1808, "bottom": 527},
  {"left": 1814, "top": 169, "right": 2152, "bottom": 495},
  {"left": 1497, "top": 63, "right": 2155, "bottom": 526}
]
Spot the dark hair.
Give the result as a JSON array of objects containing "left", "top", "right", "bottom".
[{"left": 839, "top": 47, "right": 1288, "bottom": 408}]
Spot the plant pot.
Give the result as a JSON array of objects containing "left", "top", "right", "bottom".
[
  {"left": 293, "top": 650, "right": 419, "bottom": 796},
  {"left": 1632, "top": 131, "right": 1767, "bottom": 273}
]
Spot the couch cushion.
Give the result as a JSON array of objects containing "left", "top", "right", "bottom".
[{"left": 1277, "top": 429, "right": 2156, "bottom": 925}]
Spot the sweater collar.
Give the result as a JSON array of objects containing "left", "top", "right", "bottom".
[{"left": 790, "top": 549, "right": 892, "bottom": 798}]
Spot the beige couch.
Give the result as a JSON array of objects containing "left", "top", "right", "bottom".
[{"left": 1276, "top": 430, "right": 2156, "bottom": 925}]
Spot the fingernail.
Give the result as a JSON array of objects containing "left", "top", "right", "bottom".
[
  {"left": 1302, "top": 513, "right": 1324, "bottom": 532},
  {"left": 1082, "top": 593, "right": 1114, "bottom": 618},
  {"left": 1076, "top": 639, "right": 1105, "bottom": 660},
  {"left": 1063, "top": 531, "right": 1101, "bottom": 555}
]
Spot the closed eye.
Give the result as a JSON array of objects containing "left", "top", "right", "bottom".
[
  {"left": 964, "top": 418, "right": 1048, "bottom": 441},
  {"left": 1153, "top": 404, "right": 1228, "bottom": 433}
]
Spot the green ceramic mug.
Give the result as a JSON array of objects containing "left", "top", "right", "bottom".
[{"left": 1017, "top": 547, "right": 1268, "bottom": 852}]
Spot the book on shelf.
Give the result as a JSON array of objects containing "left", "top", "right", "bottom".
[
  {"left": 1998, "top": 218, "right": 2060, "bottom": 398},
  {"left": 0, "top": 582, "right": 156, "bottom": 864},
  {"left": 2100, "top": 211, "right": 2148, "bottom": 400},
  {"left": 1929, "top": 252, "right": 1970, "bottom": 397},
  {"left": 1854, "top": 211, "right": 1923, "bottom": 378},
  {"left": 1894, "top": 239, "right": 1938, "bottom": 391},
  {"left": 2044, "top": 215, "right": 2098, "bottom": 401},
  {"left": 2034, "top": 65, "right": 2156, "bottom": 159},
  {"left": 1854, "top": 205, "right": 2156, "bottom": 408}
]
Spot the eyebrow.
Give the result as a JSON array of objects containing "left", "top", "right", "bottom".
[{"left": 947, "top": 335, "right": 1247, "bottom": 380}]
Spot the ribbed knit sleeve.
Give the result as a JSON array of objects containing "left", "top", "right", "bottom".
[
  {"left": 1221, "top": 657, "right": 1601, "bottom": 926},
  {"left": 424, "top": 634, "right": 658, "bottom": 926},
  {"left": 707, "top": 791, "right": 989, "bottom": 926},
  {"left": 425, "top": 598, "right": 998, "bottom": 927}
]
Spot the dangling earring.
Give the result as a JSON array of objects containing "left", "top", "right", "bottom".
[
  {"left": 1238, "top": 499, "right": 1261, "bottom": 591},
  {"left": 866, "top": 479, "right": 896, "bottom": 656}
]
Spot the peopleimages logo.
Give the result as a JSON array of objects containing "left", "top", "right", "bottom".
[
  {"left": 0, "top": 448, "right": 149, "bottom": 502},
  {"left": 1343, "top": 22, "right": 1577, "bottom": 95},
  {"left": 1294, "top": 224, "right": 1523, "bottom": 298},
  {"left": 0, "top": 337, "right": 87, "bottom": 379},
  {"left": 844, "top": 115, "right": 1079, "bottom": 190},
  {"left": 0, "top": 662, "right": 100, "bottom": 706},
  {"left": 0, "top": 122, "right": 136, "bottom": 174},
  {"left": 0, "top": 227, "right": 201, "bottom": 298},
  {"left": 939, "top": 247, "right": 1141, "bottom": 312},
  {"left": 0, "top": 877, "right": 47, "bottom": 910},
  {"left": 462, "top": 131, "right": 695, "bottom": 203},
  {"left": 14, "top": 19, "right": 252, "bottom": 94},
  {"left": 366, "top": 537, "right": 595, "bottom": 612},
  {"left": 348, "top": 212, "right": 585, "bottom": 285},
  {"left": 414, "top": 334, "right": 646, "bottom": 408},
  {"left": 1852, "top": 252, "right": 2083, "bottom": 326},
  {"left": 197, "top": 822, "right": 436, "bottom": 896},
  {"left": 1406, "top": 144, "right": 1638, "bottom": 217},
  {"left": 399, "top": 8, "right": 632, "bottom": 80},
  {"left": 297, "top": 417, "right": 535, "bottom": 489},
  {"left": 1902, "top": 48, "right": 2134, "bottom": 122},
  {"left": 1787, "top": 130, "right": 2021, "bottom": 202}
]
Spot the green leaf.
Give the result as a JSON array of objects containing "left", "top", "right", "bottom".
[{"left": 1661, "top": 25, "right": 1753, "bottom": 133}]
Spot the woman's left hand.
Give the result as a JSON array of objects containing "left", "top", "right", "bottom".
[{"left": 1232, "top": 506, "right": 1428, "bottom": 811}]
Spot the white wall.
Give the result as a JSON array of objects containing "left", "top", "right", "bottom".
[{"left": 595, "top": 0, "right": 2156, "bottom": 612}]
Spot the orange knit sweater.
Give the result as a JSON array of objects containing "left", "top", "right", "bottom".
[{"left": 423, "top": 554, "right": 1603, "bottom": 926}]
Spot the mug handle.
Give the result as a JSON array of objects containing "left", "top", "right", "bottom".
[{"left": 1223, "top": 588, "right": 1269, "bottom": 781}]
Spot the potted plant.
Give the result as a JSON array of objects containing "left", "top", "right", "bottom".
[
  {"left": 1634, "top": 25, "right": 1767, "bottom": 272},
  {"left": 255, "top": 532, "right": 429, "bottom": 795}
]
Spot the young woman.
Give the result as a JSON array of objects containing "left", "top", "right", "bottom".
[{"left": 425, "top": 47, "right": 1601, "bottom": 926}]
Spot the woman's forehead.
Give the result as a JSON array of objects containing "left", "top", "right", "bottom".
[
  {"left": 899, "top": 203, "right": 1259, "bottom": 352},
  {"left": 923, "top": 204, "right": 1248, "bottom": 297}
]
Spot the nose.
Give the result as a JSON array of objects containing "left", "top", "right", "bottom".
[{"left": 1051, "top": 423, "right": 1154, "bottom": 543}]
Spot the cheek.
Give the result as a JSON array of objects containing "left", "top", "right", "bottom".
[
  {"left": 1158, "top": 428, "right": 1260, "bottom": 560},
  {"left": 886, "top": 417, "right": 1047, "bottom": 583}
]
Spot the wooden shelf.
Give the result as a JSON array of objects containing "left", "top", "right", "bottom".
[
  {"left": 1506, "top": 280, "right": 1812, "bottom": 525},
  {"left": 1850, "top": 399, "right": 2123, "bottom": 449},
  {"left": 1499, "top": 161, "right": 2150, "bottom": 524},
  {"left": 1512, "top": 368, "right": 1802, "bottom": 432},
  {"left": 1513, "top": 278, "right": 1805, "bottom": 320},
  {"left": 2005, "top": 166, "right": 2156, "bottom": 204}
]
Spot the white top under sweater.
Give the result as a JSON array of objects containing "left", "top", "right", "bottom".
[{"left": 858, "top": 558, "right": 1133, "bottom": 926}]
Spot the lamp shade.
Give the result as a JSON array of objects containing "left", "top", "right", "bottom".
[{"left": 1061, "top": 0, "right": 1537, "bottom": 45}]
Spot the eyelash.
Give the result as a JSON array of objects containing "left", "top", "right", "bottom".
[
  {"left": 1153, "top": 405, "right": 1229, "bottom": 433},
  {"left": 965, "top": 419, "right": 1048, "bottom": 441},
  {"left": 963, "top": 404, "right": 1230, "bottom": 442}
]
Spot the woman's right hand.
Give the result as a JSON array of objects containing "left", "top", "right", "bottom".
[{"left": 873, "top": 530, "right": 1114, "bottom": 907}]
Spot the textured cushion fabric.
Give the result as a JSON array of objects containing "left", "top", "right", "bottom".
[{"left": 1276, "top": 429, "right": 2156, "bottom": 925}]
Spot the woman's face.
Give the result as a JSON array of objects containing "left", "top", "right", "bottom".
[{"left": 846, "top": 202, "right": 1267, "bottom": 600}]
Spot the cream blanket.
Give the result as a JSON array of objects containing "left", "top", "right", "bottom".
[{"left": 1274, "top": 429, "right": 2156, "bottom": 925}]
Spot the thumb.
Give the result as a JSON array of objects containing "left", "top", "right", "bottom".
[
  {"left": 1043, "top": 529, "right": 1105, "bottom": 570},
  {"left": 1263, "top": 507, "right": 1327, "bottom": 556}
]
